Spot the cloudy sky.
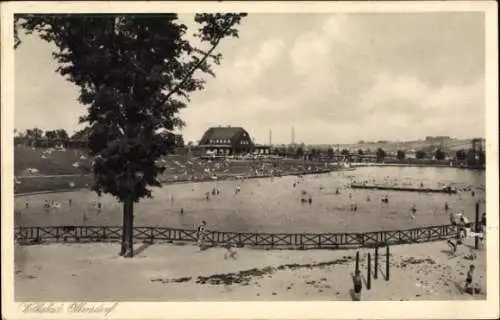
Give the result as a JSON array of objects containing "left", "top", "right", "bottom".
[{"left": 15, "top": 12, "right": 485, "bottom": 144}]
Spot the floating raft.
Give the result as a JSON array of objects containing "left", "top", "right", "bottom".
[{"left": 350, "top": 184, "right": 458, "bottom": 194}]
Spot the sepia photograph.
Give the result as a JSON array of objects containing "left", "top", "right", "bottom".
[{"left": 1, "top": 1, "right": 498, "bottom": 319}]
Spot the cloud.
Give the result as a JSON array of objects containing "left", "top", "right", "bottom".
[
  {"left": 15, "top": 13, "right": 486, "bottom": 144},
  {"left": 216, "top": 37, "right": 285, "bottom": 88}
]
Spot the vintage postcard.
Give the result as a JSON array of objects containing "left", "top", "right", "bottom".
[{"left": 1, "top": 1, "right": 499, "bottom": 319}]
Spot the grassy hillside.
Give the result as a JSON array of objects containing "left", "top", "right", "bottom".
[{"left": 315, "top": 138, "right": 475, "bottom": 153}]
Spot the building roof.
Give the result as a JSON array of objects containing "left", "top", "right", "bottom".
[{"left": 199, "top": 126, "right": 252, "bottom": 145}]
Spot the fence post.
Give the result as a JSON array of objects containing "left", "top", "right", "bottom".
[
  {"left": 374, "top": 246, "right": 379, "bottom": 279},
  {"left": 475, "top": 202, "right": 480, "bottom": 250},
  {"left": 367, "top": 253, "right": 372, "bottom": 290},
  {"left": 385, "top": 245, "right": 390, "bottom": 281},
  {"left": 355, "top": 251, "right": 360, "bottom": 273},
  {"left": 36, "top": 227, "right": 40, "bottom": 242}
]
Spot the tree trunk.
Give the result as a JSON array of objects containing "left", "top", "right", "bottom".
[
  {"left": 120, "top": 200, "right": 128, "bottom": 256},
  {"left": 122, "top": 197, "right": 134, "bottom": 258}
]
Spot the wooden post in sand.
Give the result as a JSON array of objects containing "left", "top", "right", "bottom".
[
  {"left": 475, "top": 202, "right": 480, "bottom": 250},
  {"left": 374, "top": 246, "right": 379, "bottom": 279},
  {"left": 355, "top": 251, "right": 360, "bottom": 273},
  {"left": 367, "top": 253, "right": 372, "bottom": 290},
  {"left": 385, "top": 245, "right": 390, "bottom": 281}
]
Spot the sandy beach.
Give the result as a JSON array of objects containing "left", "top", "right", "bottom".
[{"left": 15, "top": 236, "right": 486, "bottom": 302}]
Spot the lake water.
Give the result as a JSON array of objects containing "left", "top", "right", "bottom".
[{"left": 14, "top": 166, "right": 485, "bottom": 233}]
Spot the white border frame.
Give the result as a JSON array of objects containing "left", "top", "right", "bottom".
[{"left": 2, "top": 1, "right": 498, "bottom": 319}]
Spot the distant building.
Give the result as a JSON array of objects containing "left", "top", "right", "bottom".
[
  {"left": 406, "top": 149, "right": 417, "bottom": 159},
  {"left": 425, "top": 136, "right": 451, "bottom": 141},
  {"left": 198, "top": 126, "right": 270, "bottom": 156}
]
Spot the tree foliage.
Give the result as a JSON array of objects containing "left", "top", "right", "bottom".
[
  {"left": 455, "top": 149, "right": 467, "bottom": 162},
  {"left": 15, "top": 13, "right": 246, "bottom": 257},
  {"left": 376, "top": 147, "right": 386, "bottom": 162},
  {"left": 396, "top": 149, "right": 405, "bottom": 160},
  {"left": 45, "top": 129, "right": 69, "bottom": 140},
  {"left": 327, "top": 147, "right": 334, "bottom": 159},
  {"left": 434, "top": 148, "right": 446, "bottom": 161},
  {"left": 416, "top": 150, "right": 426, "bottom": 159},
  {"left": 296, "top": 147, "right": 304, "bottom": 158}
]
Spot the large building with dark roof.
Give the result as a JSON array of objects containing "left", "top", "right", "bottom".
[{"left": 198, "top": 126, "right": 270, "bottom": 156}]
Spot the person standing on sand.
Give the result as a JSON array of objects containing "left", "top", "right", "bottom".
[
  {"left": 352, "top": 269, "right": 363, "bottom": 301},
  {"left": 465, "top": 264, "right": 475, "bottom": 295},
  {"left": 197, "top": 220, "right": 208, "bottom": 251}
]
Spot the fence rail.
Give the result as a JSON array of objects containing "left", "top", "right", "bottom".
[{"left": 14, "top": 223, "right": 459, "bottom": 249}]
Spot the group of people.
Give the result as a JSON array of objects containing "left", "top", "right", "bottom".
[{"left": 447, "top": 211, "right": 486, "bottom": 256}]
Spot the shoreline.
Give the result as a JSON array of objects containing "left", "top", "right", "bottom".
[{"left": 14, "top": 168, "right": 336, "bottom": 197}]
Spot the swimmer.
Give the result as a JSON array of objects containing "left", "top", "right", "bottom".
[
  {"left": 308, "top": 197, "right": 312, "bottom": 205},
  {"left": 68, "top": 199, "right": 72, "bottom": 206},
  {"left": 366, "top": 196, "right": 370, "bottom": 202},
  {"left": 445, "top": 202, "right": 449, "bottom": 211},
  {"left": 180, "top": 208, "right": 184, "bottom": 215},
  {"left": 24, "top": 201, "right": 29, "bottom": 209},
  {"left": 335, "top": 188, "right": 340, "bottom": 195},
  {"left": 411, "top": 205, "right": 417, "bottom": 214}
]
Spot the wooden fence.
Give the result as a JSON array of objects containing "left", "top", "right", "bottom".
[{"left": 14, "top": 223, "right": 459, "bottom": 249}]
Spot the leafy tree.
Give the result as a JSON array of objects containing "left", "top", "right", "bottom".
[
  {"left": 416, "top": 150, "right": 426, "bottom": 159},
  {"left": 25, "top": 128, "right": 44, "bottom": 140},
  {"left": 376, "top": 147, "right": 386, "bottom": 162},
  {"left": 465, "top": 148, "right": 485, "bottom": 167},
  {"left": 434, "top": 148, "right": 446, "bottom": 161},
  {"left": 341, "top": 148, "right": 350, "bottom": 156},
  {"left": 357, "top": 148, "right": 364, "bottom": 155},
  {"left": 310, "top": 148, "right": 317, "bottom": 159},
  {"left": 15, "top": 13, "right": 246, "bottom": 257},
  {"left": 466, "top": 148, "right": 476, "bottom": 166},
  {"left": 45, "top": 130, "right": 58, "bottom": 140},
  {"left": 296, "top": 147, "right": 304, "bottom": 158},
  {"left": 55, "top": 129, "right": 69, "bottom": 140},
  {"left": 396, "top": 149, "right": 405, "bottom": 160},
  {"left": 326, "top": 147, "right": 334, "bottom": 159},
  {"left": 71, "top": 127, "right": 92, "bottom": 141},
  {"left": 455, "top": 149, "right": 467, "bottom": 162}
]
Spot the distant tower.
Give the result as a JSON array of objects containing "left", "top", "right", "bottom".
[
  {"left": 472, "top": 138, "right": 483, "bottom": 153},
  {"left": 269, "top": 129, "right": 272, "bottom": 146},
  {"left": 291, "top": 126, "right": 295, "bottom": 145}
]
